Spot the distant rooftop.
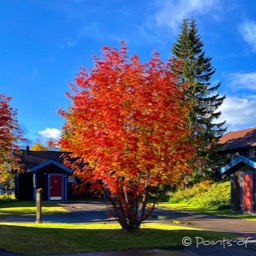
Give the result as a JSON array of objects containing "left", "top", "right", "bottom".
[
  {"left": 18, "top": 149, "right": 72, "bottom": 171},
  {"left": 219, "top": 127, "right": 256, "bottom": 151}
]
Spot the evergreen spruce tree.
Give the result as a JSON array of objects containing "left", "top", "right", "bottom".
[{"left": 171, "top": 18, "right": 226, "bottom": 183}]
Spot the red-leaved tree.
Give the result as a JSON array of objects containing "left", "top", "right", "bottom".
[
  {"left": 58, "top": 42, "right": 195, "bottom": 231},
  {"left": 0, "top": 94, "right": 23, "bottom": 187}
]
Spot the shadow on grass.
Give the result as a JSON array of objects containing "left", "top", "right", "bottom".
[{"left": 0, "top": 224, "right": 234, "bottom": 255}]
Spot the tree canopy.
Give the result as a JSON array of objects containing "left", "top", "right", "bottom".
[
  {"left": 58, "top": 42, "right": 195, "bottom": 231},
  {"left": 0, "top": 94, "right": 23, "bottom": 187},
  {"left": 30, "top": 143, "right": 48, "bottom": 151},
  {"left": 171, "top": 18, "right": 226, "bottom": 181}
]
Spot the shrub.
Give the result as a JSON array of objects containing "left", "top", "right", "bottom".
[
  {"left": 168, "top": 180, "right": 214, "bottom": 203},
  {"left": 0, "top": 192, "right": 16, "bottom": 202},
  {"left": 168, "top": 180, "right": 230, "bottom": 209}
]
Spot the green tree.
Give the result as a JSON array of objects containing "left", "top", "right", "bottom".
[{"left": 171, "top": 18, "right": 226, "bottom": 182}]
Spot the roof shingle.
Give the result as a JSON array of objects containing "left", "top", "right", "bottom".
[
  {"left": 219, "top": 127, "right": 256, "bottom": 151},
  {"left": 18, "top": 150, "right": 71, "bottom": 171}
]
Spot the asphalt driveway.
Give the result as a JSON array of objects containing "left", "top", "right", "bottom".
[
  {"left": 4, "top": 201, "right": 255, "bottom": 238},
  {"left": 1, "top": 245, "right": 256, "bottom": 256}
]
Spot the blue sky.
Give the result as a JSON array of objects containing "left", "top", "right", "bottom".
[{"left": 0, "top": 0, "right": 256, "bottom": 147}]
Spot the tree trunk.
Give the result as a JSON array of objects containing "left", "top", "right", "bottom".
[{"left": 105, "top": 190, "right": 154, "bottom": 232}]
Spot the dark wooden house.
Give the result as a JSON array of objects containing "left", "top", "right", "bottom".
[
  {"left": 15, "top": 148, "right": 76, "bottom": 201},
  {"left": 219, "top": 127, "right": 256, "bottom": 213}
]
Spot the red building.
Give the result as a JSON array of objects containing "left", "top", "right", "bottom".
[
  {"left": 219, "top": 127, "right": 256, "bottom": 213},
  {"left": 15, "top": 148, "right": 77, "bottom": 201}
]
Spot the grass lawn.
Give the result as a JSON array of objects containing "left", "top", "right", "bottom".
[
  {"left": 0, "top": 201, "right": 68, "bottom": 217},
  {"left": 0, "top": 222, "right": 235, "bottom": 254},
  {"left": 0, "top": 200, "right": 241, "bottom": 254},
  {"left": 160, "top": 202, "right": 256, "bottom": 221}
]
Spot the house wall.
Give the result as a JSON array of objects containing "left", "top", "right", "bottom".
[
  {"left": 15, "top": 172, "right": 33, "bottom": 200},
  {"left": 16, "top": 163, "right": 93, "bottom": 201},
  {"left": 35, "top": 164, "right": 68, "bottom": 201},
  {"left": 223, "top": 147, "right": 256, "bottom": 158},
  {"left": 231, "top": 165, "right": 256, "bottom": 213}
]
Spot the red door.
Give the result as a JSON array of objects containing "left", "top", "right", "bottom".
[
  {"left": 242, "top": 174, "right": 253, "bottom": 212},
  {"left": 50, "top": 175, "right": 63, "bottom": 200}
]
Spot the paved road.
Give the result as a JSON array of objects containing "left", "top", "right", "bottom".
[
  {"left": 1, "top": 246, "right": 256, "bottom": 256},
  {"left": 155, "top": 208, "right": 256, "bottom": 239},
  {"left": 0, "top": 201, "right": 256, "bottom": 255},
  {"left": 0, "top": 201, "right": 112, "bottom": 224}
]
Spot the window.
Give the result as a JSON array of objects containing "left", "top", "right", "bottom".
[
  {"left": 68, "top": 175, "right": 76, "bottom": 183},
  {"left": 248, "top": 148, "right": 255, "bottom": 158}
]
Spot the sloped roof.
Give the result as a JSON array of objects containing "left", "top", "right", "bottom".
[
  {"left": 220, "top": 155, "right": 256, "bottom": 175},
  {"left": 219, "top": 127, "right": 256, "bottom": 151},
  {"left": 18, "top": 149, "right": 73, "bottom": 172}
]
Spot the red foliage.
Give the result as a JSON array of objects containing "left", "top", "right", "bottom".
[
  {"left": 0, "top": 94, "right": 23, "bottom": 181},
  {"left": 59, "top": 42, "right": 195, "bottom": 231}
]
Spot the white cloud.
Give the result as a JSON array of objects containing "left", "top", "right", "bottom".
[
  {"left": 227, "top": 72, "right": 256, "bottom": 91},
  {"left": 238, "top": 20, "right": 256, "bottom": 51},
  {"left": 219, "top": 96, "right": 256, "bottom": 130},
  {"left": 154, "top": 0, "right": 221, "bottom": 33},
  {"left": 38, "top": 128, "right": 61, "bottom": 140}
]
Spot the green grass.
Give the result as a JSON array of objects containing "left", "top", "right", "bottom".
[
  {"left": 163, "top": 180, "right": 256, "bottom": 221},
  {"left": 0, "top": 201, "right": 68, "bottom": 217},
  {"left": 0, "top": 197, "right": 248, "bottom": 254},
  {"left": 0, "top": 222, "right": 235, "bottom": 254}
]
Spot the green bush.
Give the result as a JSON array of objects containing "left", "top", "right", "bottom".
[
  {"left": 0, "top": 192, "right": 16, "bottom": 202},
  {"left": 168, "top": 180, "right": 214, "bottom": 203},
  {"left": 168, "top": 180, "right": 230, "bottom": 209}
]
